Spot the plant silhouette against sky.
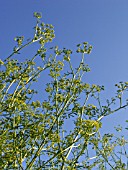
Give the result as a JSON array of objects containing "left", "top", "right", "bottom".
[{"left": 0, "top": 12, "right": 128, "bottom": 170}]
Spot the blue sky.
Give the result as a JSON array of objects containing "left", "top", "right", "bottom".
[{"left": 1, "top": 1, "right": 128, "bottom": 138}]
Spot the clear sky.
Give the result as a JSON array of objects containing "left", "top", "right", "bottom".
[{"left": 1, "top": 0, "right": 128, "bottom": 138}]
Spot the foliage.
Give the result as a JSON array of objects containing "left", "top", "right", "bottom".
[{"left": 0, "top": 12, "right": 128, "bottom": 170}]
